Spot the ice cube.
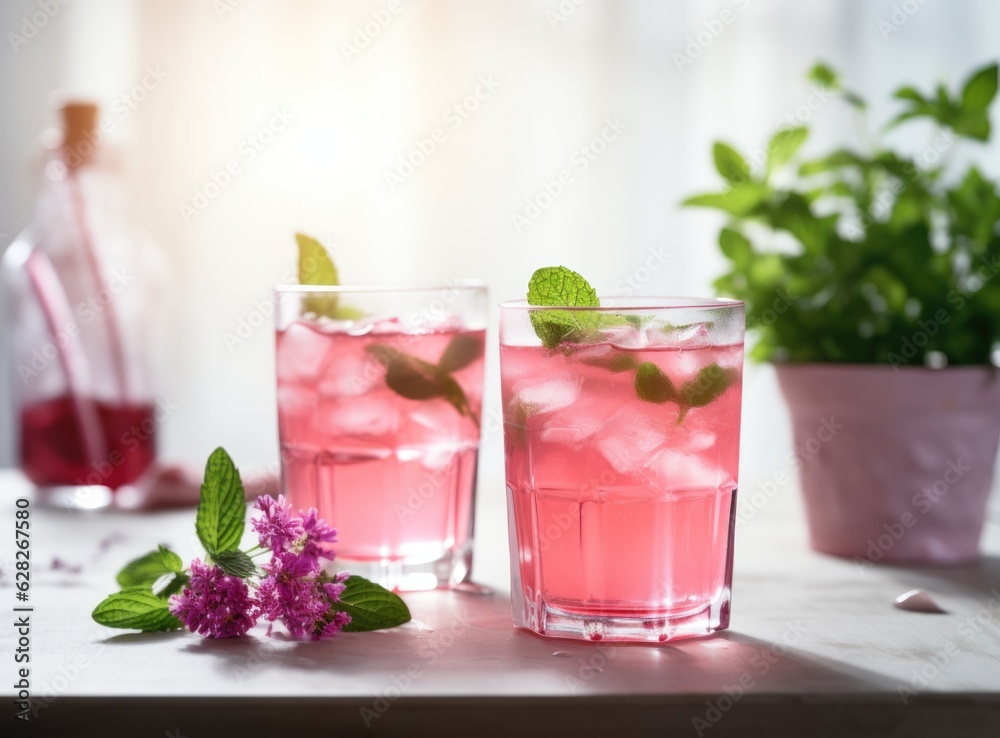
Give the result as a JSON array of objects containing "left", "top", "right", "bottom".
[
  {"left": 648, "top": 448, "right": 726, "bottom": 490},
  {"left": 602, "top": 325, "right": 645, "bottom": 350},
  {"left": 419, "top": 443, "right": 462, "bottom": 471},
  {"left": 276, "top": 385, "right": 314, "bottom": 417},
  {"left": 512, "top": 375, "right": 581, "bottom": 415},
  {"left": 404, "top": 401, "right": 466, "bottom": 445},
  {"left": 317, "top": 352, "right": 377, "bottom": 397},
  {"left": 276, "top": 323, "right": 333, "bottom": 382},
  {"left": 316, "top": 394, "right": 399, "bottom": 437},
  {"left": 593, "top": 408, "right": 669, "bottom": 474},
  {"left": 540, "top": 399, "right": 605, "bottom": 444},
  {"left": 679, "top": 431, "right": 716, "bottom": 453}
]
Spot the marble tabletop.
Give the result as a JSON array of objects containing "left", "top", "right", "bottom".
[{"left": 2, "top": 469, "right": 999, "bottom": 737}]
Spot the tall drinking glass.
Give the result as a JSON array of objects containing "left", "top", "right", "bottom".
[
  {"left": 500, "top": 297, "right": 744, "bottom": 641},
  {"left": 275, "top": 283, "right": 487, "bottom": 591}
]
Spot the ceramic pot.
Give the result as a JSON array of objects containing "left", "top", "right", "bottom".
[{"left": 775, "top": 364, "right": 1000, "bottom": 564}]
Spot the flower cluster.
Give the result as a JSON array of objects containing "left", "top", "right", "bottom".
[
  {"left": 252, "top": 495, "right": 351, "bottom": 640},
  {"left": 169, "top": 558, "right": 258, "bottom": 638},
  {"left": 169, "top": 495, "right": 351, "bottom": 640}
]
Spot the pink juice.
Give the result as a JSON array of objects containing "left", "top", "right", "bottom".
[
  {"left": 276, "top": 319, "right": 485, "bottom": 589},
  {"left": 501, "top": 332, "right": 742, "bottom": 641}
]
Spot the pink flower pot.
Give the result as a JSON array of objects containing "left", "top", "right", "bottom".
[{"left": 775, "top": 364, "right": 1000, "bottom": 565}]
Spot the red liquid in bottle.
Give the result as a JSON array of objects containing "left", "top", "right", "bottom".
[{"left": 19, "top": 394, "right": 156, "bottom": 489}]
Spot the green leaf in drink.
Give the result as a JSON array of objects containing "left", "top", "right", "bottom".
[
  {"left": 91, "top": 587, "right": 183, "bottom": 632},
  {"left": 327, "top": 575, "right": 412, "bottom": 632},
  {"left": 365, "top": 343, "right": 478, "bottom": 425},
  {"left": 437, "top": 334, "right": 485, "bottom": 373},
  {"left": 634, "top": 362, "right": 677, "bottom": 404},
  {"left": 680, "top": 362, "right": 740, "bottom": 408},
  {"left": 195, "top": 447, "right": 247, "bottom": 556}
]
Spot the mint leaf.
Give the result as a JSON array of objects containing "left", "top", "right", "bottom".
[
  {"left": 295, "top": 232, "right": 364, "bottom": 319},
  {"left": 196, "top": 447, "right": 246, "bottom": 556},
  {"left": 212, "top": 550, "right": 256, "bottom": 579},
  {"left": 680, "top": 362, "right": 740, "bottom": 408},
  {"left": 526, "top": 266, "right": 601, "bottom": 348},
  {"left": 438, "top": 334, "right": 484, "bottom": 373},
  {"left": 808, "top": 62, "right": 840, "bottom": 90},
  {"left": 634, "top": 362, "right": 676, "bottom": 404},
  {"left": 766, "top": 127, "right": 808, "bottom": 173},
  {"left": 116, "top": 545, "right": 183, "bottom": 588},
  {"left": 527, "top": 266, "right": 599, "bottom": 307},
  {"left": 713, "top": 142, "right": 751, "bottom": 184},
  {"left": 384, "top": 353, "right": 452, "bottom": 399},
  {"left": 92, "top": 587, "right": 183, "bottom": 632},
  {"left": 365, "top": 344, "right": 477, "bottom": 424},
  {"left": 297, "top": 232, "right": 339, "bottom": 286},
  {"left": 329, "top": 575, "right": 411, "bottom": 632},
  {"left": 961, "top": 63, "right": 998, "bottom": 114}
]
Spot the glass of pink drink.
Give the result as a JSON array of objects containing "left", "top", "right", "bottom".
[
  {"left": 500, "top": 297, "right": 744, "bottom": 641},
  {"left": 275, "top": 284, "right": 488, "bottom": 591}
]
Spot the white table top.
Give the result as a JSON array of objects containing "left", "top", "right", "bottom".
[{"left": 3, "top": 469, "right": 999, "bottom": 736}]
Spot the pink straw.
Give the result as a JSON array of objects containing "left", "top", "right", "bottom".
[
  {"left": 66, "top": 170, "right": 131, "bottom": 401},
  {"left": 24, "top": 247, "right": 107, "bottom": 468}
]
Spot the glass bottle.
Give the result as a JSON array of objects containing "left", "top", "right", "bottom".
[{"left": 3, "top": 101, "right": 160, "bottom": 509}]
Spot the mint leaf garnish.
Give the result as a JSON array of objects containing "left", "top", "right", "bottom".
[
  {"left": 91, "top": 587, "right": 183, "bottom": 632},
  {"left": 295, "top": 232, "right": 364, "bottom": 320},
  {"left": 297, "top": 232, "right": 339, "bottom": 286},
  {"left": 634, "top": 362, "right": 677, "bottom": 403},
  {"left": 365, "top": 343, "right": 478, "bottom": 425},
  {"left": 438, "top": 334, "right": 484, "bottom": 373},
  {"left": 195, "top": 447, "right": 246, "bottom": 556},
  {"left": 526, "top": 266, "right": 601, "bottom": 348},
  {"left": 327, "top": 575, "right": 412, "bottom": 632},
  {"left": 680, "top": 362, "right": 740, "bottom": 408},
  {"left": 212, "top": 550, "right": 257, "bottom": 579},
  {"left": 116, "top": 545, "right": 183, "bottom": 588},
  {"left": 527, "top": 266, "right": 599, "bottom": 306},
  {"left": 523, "top": 266, "right": 738, "bottom": 419}
]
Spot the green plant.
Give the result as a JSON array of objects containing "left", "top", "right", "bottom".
[{"left": 684, "top": 61, "right": 1000, "bottom": 367}]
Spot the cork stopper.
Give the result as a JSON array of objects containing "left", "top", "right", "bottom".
[{"left": 60, "top": 101, "right": 100, "bottom": 169}]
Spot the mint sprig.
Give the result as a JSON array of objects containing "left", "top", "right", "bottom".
[
  {"left": 92, "top": 446, "right": 412, "bottom": 635},
  {"left": 524, "top": 265, "right": 739, "bottom": 419},
  {"left": 366, "top": 335, "right": 482, "bottom": 425},
  {"left": 526, "top": 266, "right": 601, "bottom": 348},
  {"left": 327, "top": 575, "right": 412, "bottom": 632},
  {"left": 296, "top": 233, "right": 365, "bottom": 320}
]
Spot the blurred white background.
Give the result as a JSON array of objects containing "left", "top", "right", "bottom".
[{"left": 2, "top": 0, "right": 1000, "bottom": 499}]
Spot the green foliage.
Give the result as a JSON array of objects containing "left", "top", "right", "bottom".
[{"left": 684, "top": 62, "right": 1000, "bottom": 366}]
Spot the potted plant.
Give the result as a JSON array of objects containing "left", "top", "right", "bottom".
[{"left": 683, "top": 61, "right": 1000, "bottom": 565}]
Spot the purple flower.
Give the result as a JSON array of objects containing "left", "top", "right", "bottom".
[
  {"left": 295, "top": 508, "right": 338, "bottom": 565},
  {"left": 256, "top": 553, "right": 351, "bottom": 640},
  {"left": 252, "top": 494, "right": 302, "bottom": 552},
  {"left": 169, "top": 559, "right": 258, "bottom": 638}
]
